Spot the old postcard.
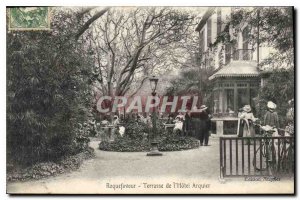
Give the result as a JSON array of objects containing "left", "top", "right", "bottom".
[{"left": 6, "top": 6, "right": 295, "bottom": 194}]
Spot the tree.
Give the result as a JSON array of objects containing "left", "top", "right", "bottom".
[
  {"left": 75, "top": 7, "right": 110, "bottom": 40},
  {"left": 254, "top": 69, "right": 294, "bottom": 127},
  {"left": 87, "top": 7, "right": 194, "bottom": 101},
  {"left": 164, "top": 18, "right": 215, "bottom": 106},
  {"left": 7, "top": 7, "right": 108, "bottom": 166}
]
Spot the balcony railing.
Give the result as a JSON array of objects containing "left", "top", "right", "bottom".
[{"left": 198, "top": 48, "right": 255, "bottom": 69}]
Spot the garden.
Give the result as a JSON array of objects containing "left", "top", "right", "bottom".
[{"left": 98, "top": 117, "right": 200, "bottom": 152}]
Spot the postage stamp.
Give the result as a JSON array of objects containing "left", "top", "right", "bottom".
[{"left": 8, "top": 7, "right": 51, "bottom": 31}]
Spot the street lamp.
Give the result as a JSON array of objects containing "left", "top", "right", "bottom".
[
  {"left": 147, "top": 76, "right": 162, "bottom": 156},
  {"left": 149, "top": 76, "right": 159, "bottom": 96}
]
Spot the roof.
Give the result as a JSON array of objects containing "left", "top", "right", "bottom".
[
  {"left": 208, "top": 61, "right": 260, "bottom": 80},
  {"left": 195, "top": 7, "right": 216, "bottom": 32}
]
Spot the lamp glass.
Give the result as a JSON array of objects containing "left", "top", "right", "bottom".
[{"left": 149, "top": 76, "right": 159, "bottom": 93}]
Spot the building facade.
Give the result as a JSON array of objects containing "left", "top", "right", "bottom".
[{"left": 195, "top": 7, "right": 273, "bottom": 135}]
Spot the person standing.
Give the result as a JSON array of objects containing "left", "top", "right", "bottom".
[
  {"left": 199, "top": 105, "right": 211, "bottom": 146},
  {"left": 191, "top": 106, "right": 201, "bottom": 141},
  {"left": 285, "top": 99, "right": 294, "bottom": 136},
  {"left": 237, "top": 108, "right": 245, "bottom": 137},
  {"left": 111, "top": 115, "right": 120, "bottom": 140},
  {"left": 183, "top": 109, "right": 192, "bottom": 136},
  {"left": 264, "top": 101, "right": 279, "bottom": 129},
  {"left": 263, "top": 101, "right": 280, "bottom": 162},
  {"left": 239, "top": 105, "right": 257, "bottom": 137}
]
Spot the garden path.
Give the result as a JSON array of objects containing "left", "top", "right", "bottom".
[{"left": 7, "top": 137, "right": 293, "bottom": 194}]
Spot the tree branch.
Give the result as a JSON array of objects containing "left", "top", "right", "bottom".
[
  {"left": 77, "top": 7, "right": 97, "bottom": 19},
  {"left": 75, "top": 7, "right": 110, "bottom": 40}
]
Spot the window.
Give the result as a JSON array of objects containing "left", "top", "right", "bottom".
[
  {"left": 225, "top": 89, "right": 234, "bottom": 112},
  {"left": 237, "top": 83, "right": 247, "bottom": 87},
  {"left": 224, "top": 83, "right": 234, "bottom": 87},
  {"left": 250, "top": 89, "right": 258, "bottom": 114},
  {"left": 217, "top": 9, "right": 222, "bottom": 36},
  {"left": 199, "top": 31, "right": 205, "bottom": 52},
  {"left": 232, "top": 41, "right": 239, "bottom": 60},
  {"left": 242, "top": 26, "right": 250, "bottom": 60},
  {"left": 207, "top": 18, "right": 212, "bottom": 47},
  {"left": 238, "top": 89, "right": 249, "bottom": 109},
  {"left": 225, "top": 44, "right": 231, "bottom": 65},
  {"left": 213, "top": 90, "right": 220, "bottom": 114},
  {"left": 250, "top": 82, "right": 259, "bottom": 87}
]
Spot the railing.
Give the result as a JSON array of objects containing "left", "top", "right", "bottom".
[
  {"left": 219, "top": 136, "right": 294, "bottom": 179},
  {"left": 198, "top": 48, "right": 255, "bottom": 68}
]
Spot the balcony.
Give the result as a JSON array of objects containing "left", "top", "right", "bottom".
[{"left": 198, "top": 48, "right": 255, "bottom": 69}]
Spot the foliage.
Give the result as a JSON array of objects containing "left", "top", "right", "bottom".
[
  {"left": 99, "top": 138, "right": 150, "bottom": 152},
  {"left": 164, "top": 16, "right": 215, "bottom": 103},
  {"left": 99, "top": 135, "right": 199, "bottom": 152},
  {"left": 254, "top": 69, "right": 294, "bottom": 127},
  {"left": 99, "top": 120, "right": 200, "bottom": 152},
  {"left": 122, "top": 121, "right": 150, "bottom": 141},
  {"left": 214, "top": 7, "right": 294, "bottom": 69},
  {"left": 76, "top": 119, "right": 99, "bottom": 137},
  {"left": 165, "top": 67, "right": 214, "bottom": 104},
  {"left": 157, "top": 136, "right": 200, "bottom": 151},
  {"left": 7, "top": 8, "right": 95, "bottom": 166},
  {"left": 7, "top": 149, "right": 94, "bottom": 182},
  {"left": 124, "top": 117, "right": 168, "bottom": 138}
]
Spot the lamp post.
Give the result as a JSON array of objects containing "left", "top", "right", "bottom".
[{"left": 147, "top": 76, "right": 162, "bottom": 156}]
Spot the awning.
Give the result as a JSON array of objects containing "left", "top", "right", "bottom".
[{"left": 208, "top": 61, "right": 260, "bottom": 80}]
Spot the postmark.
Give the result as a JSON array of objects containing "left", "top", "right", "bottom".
[{"left": 8, "top": 7, "right": 51, "bottom": 31}]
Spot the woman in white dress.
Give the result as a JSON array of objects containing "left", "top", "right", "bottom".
[{"left": 239, "top": 105, "right": 257, "bottom": 137}]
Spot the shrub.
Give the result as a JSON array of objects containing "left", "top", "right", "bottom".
[
  {"left": 98, "top": 118, "right": 200, "bottom": 152},
  {"left": 157, "top": 136, "right": 200, "bottom": 151},
  {"left": 99, "top": 136, "right": 200, "bottom": 152},
  {"left": 99, "top": 132, "right": 200, "bottom": 152},
  {"left": 99, "top": 138, "right": 150, "bottom": 152},
  {"left": 123, "top": 121, "right": 150, "bottom": 140},
  {"left": 7, "top": 9, "right": 94, "bottom": 167},
  {"left": 254, "top": 69, "right": 294, "bottom": 127}
]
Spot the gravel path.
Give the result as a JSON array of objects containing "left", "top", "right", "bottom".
[{"left": 7, "top": 137, "right": 294, "bottom": 194}]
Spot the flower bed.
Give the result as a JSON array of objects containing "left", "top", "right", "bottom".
[
  {"left": 99, "top": 136, "right": 200, "bottom": 152},
  {"left": 158, "top": 136, "right": 200, "bottom": 151},
  {"left": 99, "top": 120, "right": 200, "bottom": 152},
  {"left": 99, "top": 138, "right": 150, "bottom": 152}
]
